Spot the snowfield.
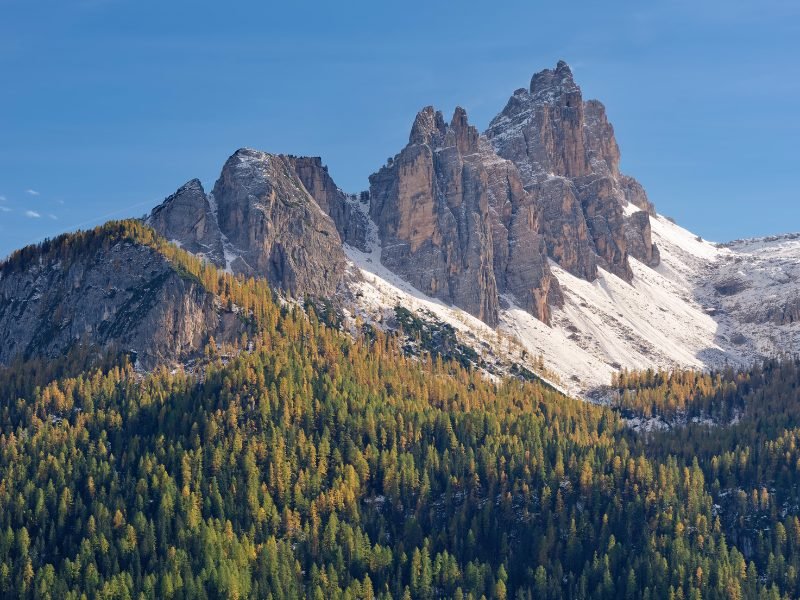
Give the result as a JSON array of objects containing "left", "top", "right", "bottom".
[{"left": 344, "top": 208, "right": 800, "bottom": 397}]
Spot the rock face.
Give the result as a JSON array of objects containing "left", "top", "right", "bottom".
[
  {"left": 480, "top": 139, "right": 562, "bottom": 321},
  {"left": 284, "top": 156, "right": 370, "bottom": 251},
  {"left": 143, "top": 61, "right": 663, "bottom": 329},
  {"left": 625, "top": 210, "right": 661, "bottom": 267},
  {"left": 212, "top": 149, "right": 350, "bottom": 298},
  {"left": 485, "top": 60, "right": 659, "bottom": 279},
  {"left": 369, "top": 107, "right": 500, "bottom": 325},
  {"left": 0, "top": 237, "right": 244, "bottom": 369},
  {"left": 369, "top": 107, "right": 560, "bottom": 325},
  {"left": 149, "top": 150, "right": 354, "bottom": 300},
  {"left": 147, "top": 179, "right": 225, "bottom": 266}
]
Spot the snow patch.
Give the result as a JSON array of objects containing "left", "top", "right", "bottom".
[{"left": 344, "top": 206, "right": 800, "bottom": 397}]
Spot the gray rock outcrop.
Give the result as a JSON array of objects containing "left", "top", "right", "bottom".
[
  {"left": 369, "top": 107, "right": 500, "bottom": 325},
  {"left": 143, "top": 61, "right": 666, "bottom": 329},
  {"left": 285, "top": 155, "right": 370, "bottom": 251},
  {"left": 625, "top": 210, "right": 660, "bottom": 267},
  {"left": 480, "top": 139, "right": 562, "bottom": 321},
  {"left": 0, "top": 236, "right": 245, "bottom": 369},
  {"left": 147, "top": 178, "right": 225, "bottom": 266},
  {"left": 212, "top": 149, "right": 350, "bottom": 298},
  {"left": 369, "top": 107, "right": 560, "bottom": 325},
  {"left": 485, "top": 60, "right": 659, "bottom": 279}
]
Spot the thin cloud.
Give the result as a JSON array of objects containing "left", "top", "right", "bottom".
[
  {"left": 25, "top": 189, "right": 40, "bottom": 196},
  {"left": 0, "top": 195, "right": 6, "bottom": 202},
  {"left": 48, "top": 214, "right": 58, "bottom": 220},
  {"left": 0, "top": 206, "right": 11, "bottom": 212},
  {"left": 25, "top": 210, "right": 41, "bottom": 218}
]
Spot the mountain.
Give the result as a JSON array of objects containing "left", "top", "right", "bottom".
[
  {"left": 346, "top": 62, "right": 800, "bottom": 393},
  {"left": 3, "top": 61, "right": 799, "bottom": 395}
]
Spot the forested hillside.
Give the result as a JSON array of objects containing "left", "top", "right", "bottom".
[{"left": 0, "top": 224, "right": 798, "bottom": 598}]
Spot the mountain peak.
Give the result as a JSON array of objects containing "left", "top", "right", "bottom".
[
  {"left": 450, "top": 105, "right": 468, "bottom": 126},
  {"left": 448, "top": 106, "right": 479, "bottom": 154},
  {"left": 409, "top": 106, "right": 446, "bottom": 145},
  {"left": 529, "top": 60, "right": 578, "bottom": 99},
  {"left": 147, "top": 177, "right": 224, "bottom": 266},
  {"left": 178, "top": 178, "right": 204, "bottom": 192}
]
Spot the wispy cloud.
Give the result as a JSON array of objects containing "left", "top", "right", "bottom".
[
  {"left": 0, "top": 206, "right": 11, "bottom": 213},
  {"left": 48, "top": 214, "right": 58, "bottom": 220},
  {"left": 0, "top": 195, "right": 6, "bottom": 202},
  {"left": 25, "top": 189, "right": 40, "bottom": 196},
  {"left": 25, "top": 210, "right": 41, "bottom": 218}
]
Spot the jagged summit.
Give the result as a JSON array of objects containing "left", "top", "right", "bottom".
[
  {"left": 484, "top": 61, "right": 659, "bottom": 281},
  {"left": 2, "top": 58, "right": 799, "bottom": 404},
  {"left": 149, "top": 149, "right": 354, "bottom": 299},
  {"left": 147, "top": 178, "right": 225, "bottom": 266},
  {"left": 409, "top": 106, "right": 446, "bottom": 145},
  {"left": 407, "top": 105, "right": 479, "bottom": 153},
  {"left": 142, "top": 62, "right": 660, "bottom": 331},
  {"left": 529, "top": 59, "right": 579, "bottom": 99},
  {"left": 3, "top": 60, "right": 800, "bottom": 397},
  {"left": 368, "top": 104, "right": 558, "bottom": 326},
  {"left": 369, "top": 105, "right": 500, "bottom": 325}
]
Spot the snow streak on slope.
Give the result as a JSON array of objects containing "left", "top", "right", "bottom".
[
  {"left": 496, "top": 213, "right": 729, "bottom": 393},
  {"left": 650, "top": 217, "right": 800, "bottom": 363},
  {"left": 344, "top": 205, "right": 800, "bottom": 396},
  {"left": 341, "top": 208, "right": 567, "bottom": 389}
]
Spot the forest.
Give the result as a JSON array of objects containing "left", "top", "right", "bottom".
[{"left": 1, "top": 223, "right": 799, "bottom": 598}]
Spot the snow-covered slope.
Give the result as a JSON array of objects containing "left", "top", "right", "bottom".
[{"left": 344, "top": 207, "right": 800, "bottom": 396}]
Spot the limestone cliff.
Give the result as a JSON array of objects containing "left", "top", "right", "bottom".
[
  {"left": 369, "top": 107, "right": 500, "bottom": 325},
  {"left": 485, "top": 61, "right": 659, "bottom": 279},
  {"left": 285, "top": 155, "right": 370, "bottom": 251},
  {"left": 150, "top": 150, "right": 354, "bottom": 300},
  {"left": 369, "top": 107, "right": 560, "bottom": 324}
]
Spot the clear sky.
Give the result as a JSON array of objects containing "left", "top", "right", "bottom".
[{"left": 1, "top": 0, "right": 798, "bottom": 258}]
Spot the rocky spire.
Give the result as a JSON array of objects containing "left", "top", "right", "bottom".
[
  {"left": 485, "top": 61, "right": 659, "bottom": 280},
  {"left": 530, "top": 60, "right": 580, "bottom": 98},
  {"left": 369, "top": 106, "right": 562, "bottom": 325},
  {"left": 369, "top": 107, "right": 500, "bottom": 325},
  {"left": 409, "top": 106, "right": 446, "bottom": 145},
  {"left": 449, "top": 106, "right": 480, "bottom": 154},
  {"left": 147, "top": 179, "right": 225, "bottom": 267}
]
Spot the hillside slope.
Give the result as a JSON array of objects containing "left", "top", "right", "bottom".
[{"left": 0, "top": 222, "right": 263, "bottom": 370}]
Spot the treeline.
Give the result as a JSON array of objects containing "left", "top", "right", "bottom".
[{"left": 610, "top": 367, "right": 747, "bottom": 421}]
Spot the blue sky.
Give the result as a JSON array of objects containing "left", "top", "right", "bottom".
[{"left": 1, "top": 0, "right": 798, "bottom": 258}]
